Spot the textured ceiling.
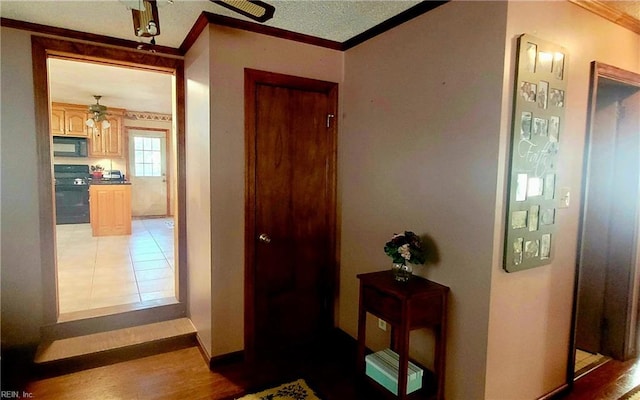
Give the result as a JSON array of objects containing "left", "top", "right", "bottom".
[
  {"left": 2, "top": 1, "right": 638, "bottom": 114},
  {"left": 0, "top": 1, "right": 422, "bottom": 48},
  {"left": 1, "top": 0, "right": 422, "bottom": 114}
]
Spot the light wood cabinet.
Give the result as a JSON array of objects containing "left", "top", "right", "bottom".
[
  {"left": 50, "top": 104, "right": 89, "bottom": 137},
  {"left": 90, "top": 184, "right": 132, "bottom": 236},
  {"left": 89, "top": 111, "right": 124, "bottom": 158}
]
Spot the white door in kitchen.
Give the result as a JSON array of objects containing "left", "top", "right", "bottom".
[{"left": 129, "top": 129, "right": 169, "bottom": 217}]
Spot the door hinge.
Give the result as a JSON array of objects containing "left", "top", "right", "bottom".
[{"left": 326, "top": 113, "right": 335, "bottom": 128}]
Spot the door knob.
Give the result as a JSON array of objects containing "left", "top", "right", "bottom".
[{"left": 258, "top": 233, "right": 271, "bottom": 243}]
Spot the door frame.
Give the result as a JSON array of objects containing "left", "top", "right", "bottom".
[
  {"left": 567, "top": 62, "right": 640, "bottom": 384},
  {"left": 31, "top": 36, "right": 186, "bottom": 324},
  {"left": 243, "top": 68, "right": 339, "bottom": 362},
  {"left": 126, "top": 127, "right": 172, "bottom": 217}
]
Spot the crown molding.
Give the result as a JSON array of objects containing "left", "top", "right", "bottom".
[{"left": 568, "top": 0, "right": 640, "bottom": 35}]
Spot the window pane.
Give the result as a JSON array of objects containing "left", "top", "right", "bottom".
[
  {"left": 135, "top": 151, "right": 144, "bottom": 163},
  {"left": 135, "top": 164, "right": 144, "bottom": 176},
  {"left": 151, "top": 151, "right": 161, "bottom": 165},
  {"left": 134, "top": 137, "right": 144, "bottom": 150},
  {"left": 151, "top": 138, "right": 161, "bottom": 151},
  {"left": 143, "top": 151, "right": 153, "bottom": 163},
  {"left": 144, "top": 164, "right": 152, "bottom": 176},
  {"left": 143, "top": 137, "right": 153, "bottom": 149},
  {"left": 152, "top": 164, "right": 161, "bottom": 176}
]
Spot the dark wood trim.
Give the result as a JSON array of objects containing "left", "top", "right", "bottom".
[
  {"left": 30, "top": 36, "right": 187, "bottom": 325},
  {"left": 174, "top": 60, "right": 188, "bottom": 306},
  {"left": 204, "top": 12, "right": 342, "bottom": 50},
  {"left": 209, "top": 350, "right": 244, "bottom": 369},
  {"left": 179, "top": 12, "right": 211, "bottom": 54},
  {"left": 32, "top": 36, "right": 58, "bottom": 325},
  {"left": 2, "top": 18, "right": 182, "bottom": 57},
  {"left": 244, "top": 68, "right": 339, "bottom": 364},
  {"left": 341, "top": 1, "right": 448, "bottom": 50},
  {"left": 6, "top": 2, "right": 449, "bottom": 55},
  {"left": 182, "top": 11, "right": 343, "bottom": 54},
  {"left": 568, "top": 61, "right": 640, "bottom": 388},
  {"left": 539, "top": 383, "right": 569, "bottom": 400},
  {"left": 595, "top": 62, "right": 640, "bottom": 88}
]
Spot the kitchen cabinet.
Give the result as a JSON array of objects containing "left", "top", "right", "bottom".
[
  {"left": 89, "top": 110, "right": 124, "bottom": 157},
  {"left": 90, "top": 183, "right": 131, "bottom": 236},
  {"left": 50, "top": 104, "right": 89, "bottom": 137}
]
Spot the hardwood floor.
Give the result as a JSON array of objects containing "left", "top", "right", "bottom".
[
  {"left": 21, "top": 331, "right": 384, "bottom": 400},
  {"left": 16, "top": 334, "right": 640, "bottom": 400},
  {"left": 557, "top": 357, "right": 640, "bottom": 400}
]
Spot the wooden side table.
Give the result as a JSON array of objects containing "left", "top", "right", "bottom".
[{"left": 357, "top": 270, "right": 449, "bottom": 400}]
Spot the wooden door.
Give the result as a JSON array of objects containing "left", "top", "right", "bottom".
[{"left": 245, "top": 69, "right": 338, "bottom": 360}]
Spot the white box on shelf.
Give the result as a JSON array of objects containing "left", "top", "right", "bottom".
[{"left": 365, "top": 348, "right": 423, "bottom": 395}]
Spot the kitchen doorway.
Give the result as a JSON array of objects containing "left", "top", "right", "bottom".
[
  {"left": 32, "top": 36, "right": 186, "bottom": 325},
  {"left": 571, "top": 62, "right": 640, "bottom": 381}
]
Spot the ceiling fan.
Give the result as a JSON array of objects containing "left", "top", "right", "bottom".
[
  {"left": 86, "top": 95, "right": 110, "bottom": 128},
  {"left": 119, "top": 0, "right": 275, "bottom": 47}
]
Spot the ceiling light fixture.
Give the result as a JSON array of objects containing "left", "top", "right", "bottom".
[
  {"left": 132, "top": 0, "right": 160, "bottom": 45},
  {"left": 86, "top": 95, "right": 110, "bottom": 129},
  {"left": 211, "top": 0, "right": 275, "bottom": 23}
]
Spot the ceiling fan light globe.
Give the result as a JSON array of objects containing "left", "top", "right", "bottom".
[{"left": 147, "top": 21, "right": 158, "bottom": 35}]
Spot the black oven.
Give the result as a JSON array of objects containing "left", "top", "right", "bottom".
[
  {"left": 52, "top": 136, "right": 88, "bottom": 158},
  {"left": 54, "top": 164, "right": 90, "bottom": 224}
]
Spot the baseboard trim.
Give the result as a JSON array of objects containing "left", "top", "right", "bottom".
[
  {"left": 209, "top": 350, "right": 244, "bottom": 369},
  {"left": 204, "top": 327, "right": 354, "bottom": 370},
  {"left": 538, "top": 383, "right": 570, "bottom": 400}
]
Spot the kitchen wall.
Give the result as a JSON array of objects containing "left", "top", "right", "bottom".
[
  {"left": 53, "top": 156, "right": 127, "bottom": 176},
  {"left": 52, "top": 116, "right": 173, "bottom": 178}
]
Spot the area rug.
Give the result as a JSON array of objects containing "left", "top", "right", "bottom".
[
  {"left": 619, "top": 385, "right": 640, "bottom": 400},
  {"left": 236, "top": 379, "right": 322, "bottom": 400}
]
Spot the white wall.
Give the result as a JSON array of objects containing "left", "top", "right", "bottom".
[
  {"left": 0, "top": 27, "right": 44, "bottom": 347},
  {"left": 340, "top": 2, "right": 508, "bottom": 398},
  {"left": 185, "top": 28, "right": 214, "bottom": 357},
  {"left": 486, "top": 2, "right": 640, "bottom": 399}
]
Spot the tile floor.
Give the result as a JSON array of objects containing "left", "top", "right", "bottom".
[
  {"left": 56, "top": 218, "right": 176, "bottom": 315},
  {"left": 575, "top": 348, "right": 609, "bottom": 377}
]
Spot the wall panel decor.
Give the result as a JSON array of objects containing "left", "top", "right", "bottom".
[{"left": 504, "top": 34, "right": 568, "bottom": 272}]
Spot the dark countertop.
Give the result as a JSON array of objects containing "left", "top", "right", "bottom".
[{"left": 90, "top": 180, "right": 132, "bottom": 185}]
